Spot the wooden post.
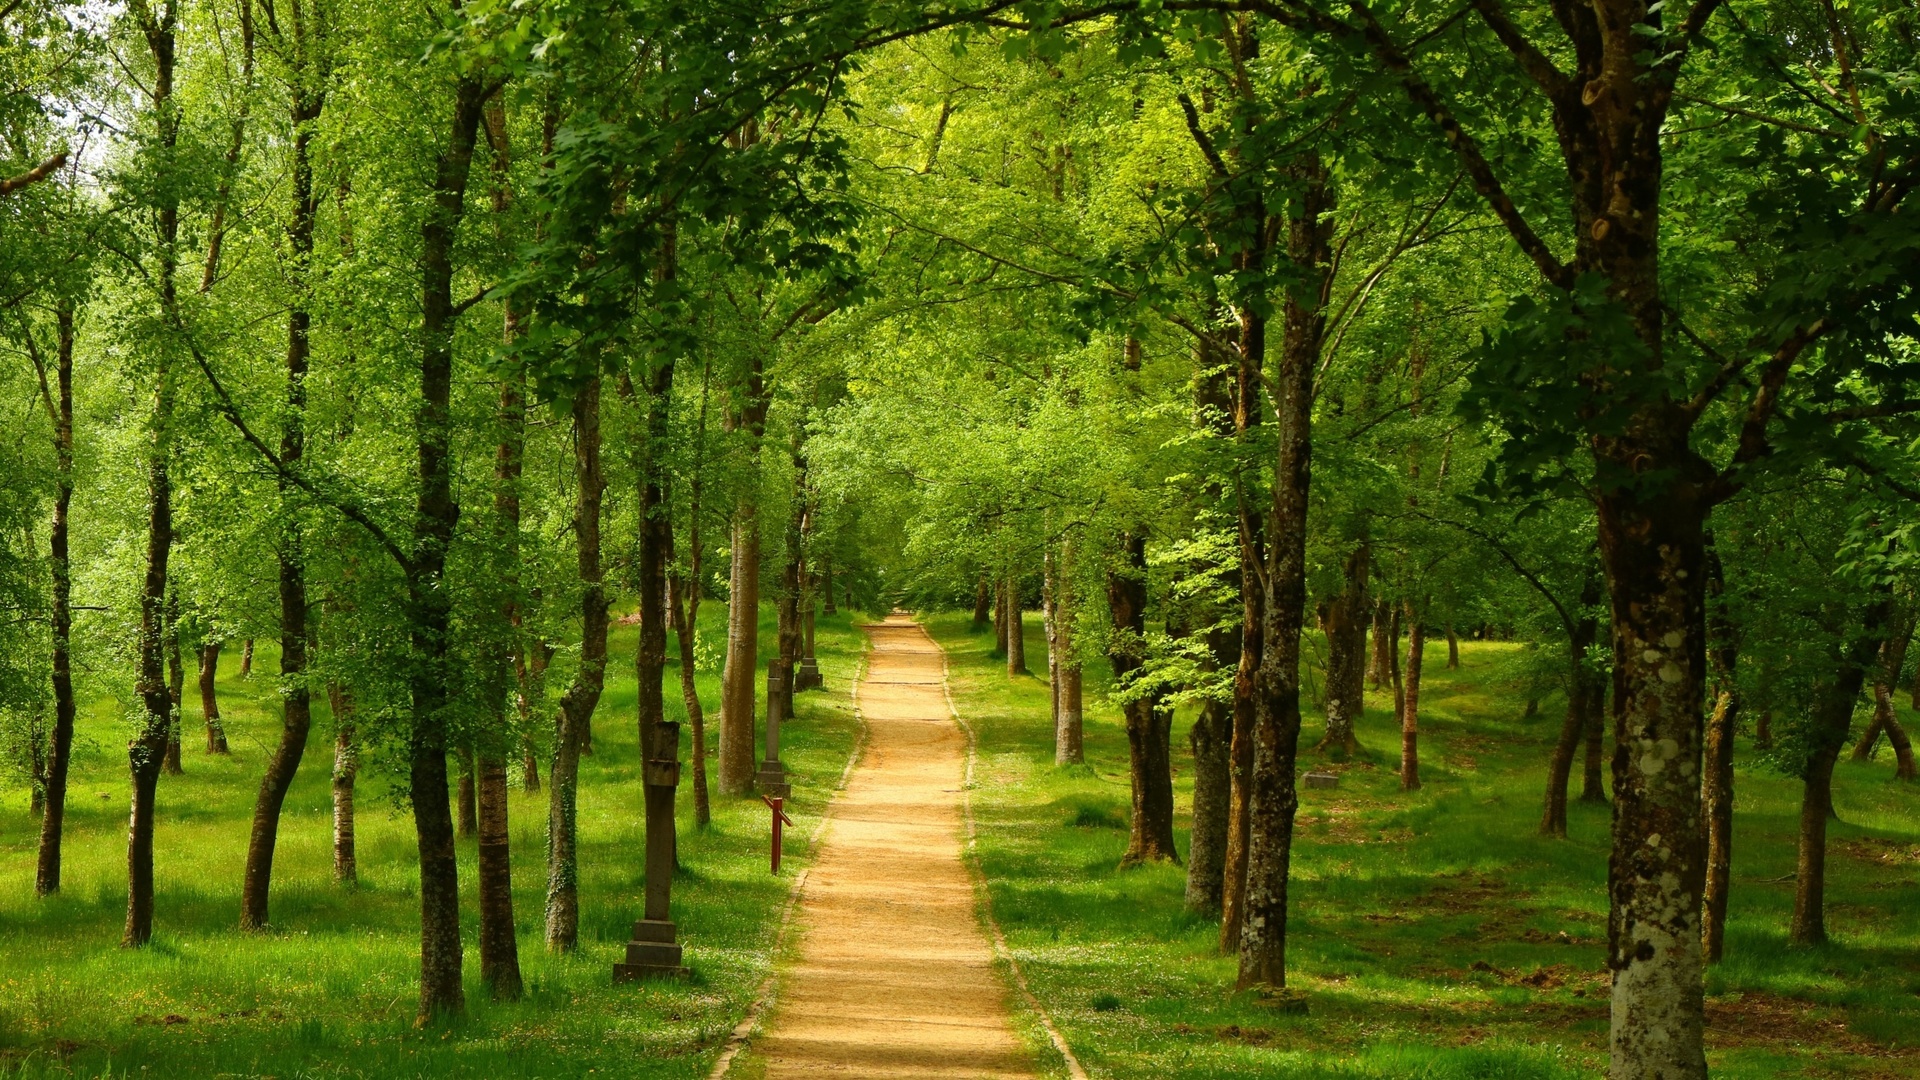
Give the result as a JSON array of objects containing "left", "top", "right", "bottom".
[{"left": 614, "top": 720, "right": 687, "bottom": 981}]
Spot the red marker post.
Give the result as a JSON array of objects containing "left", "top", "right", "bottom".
[{"left": 761, "top": 794, "right": 794, "bottom": 874}]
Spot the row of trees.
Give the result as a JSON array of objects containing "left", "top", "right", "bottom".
[{"left": 0, "top": 2, "right": 1916, "bottom": 1077}]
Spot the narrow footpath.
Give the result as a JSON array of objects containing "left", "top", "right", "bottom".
[{"left": 750, "top": 614, "right": 1037, "bottom": 1079}]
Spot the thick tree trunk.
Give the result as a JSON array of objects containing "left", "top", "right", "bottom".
[
  {"left": 1046, "top": 543, "right": 1084, "bottom": 764},
  {"left": 239, "top": 82, "right": 323, "bottom": 933},
  {"left": 329, "top": 682, "right": 356, "bottom": 886},
  {"left": 199, "top": 642, "right": 228, "bottom": 753},
  {"left": 409, "top": 73, "right": 487, "bottom": 1022},
  {"left": 125, "top": 6, "right": 180, "bottom": 948},
  {"left": 1238, "top": 149, "right": 1328, "bottom": 991},
  {"left": 1400, "top": 607, "right": 1424, "bottom": 791},
  {"left": 972, "top": 576, "right": 991, "bottom": 630},
  {"left": 1317, "top": 540, "right": 1369, "bottom": 755},
  {"left": 475, "top": 752, "right": 519, "bottom": 998},
  {"left": 1791, "top": 602, "right": 1891, "bottom": 945},
  {"left": 1006, "top": 574, "right": 1028, "bottom": 676},
  {"left": 1107, "top": 531, "right": 1178, "bottom": 865},
  {"left": 34, "top": 304, "right": 76, "bottom": 897},
  {"left": 547, "top": 378, "right": 607, "bottom": 952}
]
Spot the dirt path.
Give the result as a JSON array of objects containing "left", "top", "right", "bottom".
[{"left": 750, "top": 615, "right": 1037, "bottom": 1079}]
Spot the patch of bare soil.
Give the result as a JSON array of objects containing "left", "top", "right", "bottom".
[
  {"left": 1706, "top": 991, "right": 1915, "bottom": 1062},
  {"left": 751, "top": 616, "right": 1036, "bottom": 1079}
]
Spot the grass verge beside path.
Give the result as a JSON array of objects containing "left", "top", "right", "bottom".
[
  {"left": 0, "top": 606, "right": 865, "bottom": 1079},
  {"left": 929, "top": 611, "right": 1920, "bottom": 1080}
]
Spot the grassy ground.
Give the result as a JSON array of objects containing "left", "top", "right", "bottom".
[
  {"left": 0, "top": 604, "right": 867, "bottom": 1079},
  {"left": 930, "top": 612, "right": 1920, "bottom": 1080}
]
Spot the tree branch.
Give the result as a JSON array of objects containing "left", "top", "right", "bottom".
[{"left": 0, "top": 151, "right": 67, "bottom": 196}]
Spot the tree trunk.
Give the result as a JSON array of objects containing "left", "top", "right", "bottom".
[
  {"left": 239, "top": 80, "right": 323, "bottom": 933},
  {"left": 1445, "top": 623, "right": 1459, "bottom": 669},
  {"left": 719, "top": 354, "right": 769, "bottom": 797},
  {"left": 972, "top": 576, "right": 991, "bottom": 630},
  {"left": 1854, "top": 610, "right": 1914, "bottom": 765},
  {"left": 164, "top": 600, "right": 184, "bottom": 775},
  {"left": 329, "top": 682, "right": 356, "bottom": 886},
  {"left": 821, "top": 555, "right": 836, "bottom": 615},
  {"left": 125, "top": 4, "right": 180, "bottom": 948},
  {"left": 773, "top": 431, "right": 805, "bottom": 724},
  {"left": 1400, "top": 606, "right": 1424, "bottom": 791},
  {"left": 199, "top": 642, "right": 228, "bottom": 753},
  {"left": 1790, "top": 601, "right": 1887, "bottom": 945},
  {"left": 1368, "top": 597, "right": 1392, "bottom": 689},
  {"left": 1006, "top": 574, "right": 1027, "bottom": 676},
  {"left": 517, "top": 641, "right": 552, "bottom": 794},
  {"left": 547, "top": 377, "right": 607, "bottom": 952},
  {"left": 1185, "top": 620, "right": 1235, "bottom": 915},
  {"left": 1107, "top": 531, "right": 1178, "bottom": 865},
  {"left": 240, "top": 638, "right": 253, "bottom": 678},
  {"left": 1543, "top": 574, "right": 1602, "bottom": 837},
  {"left": 1047, "top": 543, "right": 1084, "bottom": 764},
  {"left": 993, "top": 576, "right": 1009, "bottom": 656},
  {"left": 1886, "top": 709, "right": 1918, "bottom": 781},
  {"left": 1582, "top": 691, "right": 1608, "bottom": 802},
  {"left": 1238, "top": 153, "right": 1329, "bottom": 990},
  {"left": 34, "top": 303, "right": 76, "bottom": 897},
  {"left": 455, "top": 750, "right": 477, "bottom": 839},
  {"left": 1043, "top": 548, "right": 1061, "bottom": 740},
  {"left": 671, "top": 354, "right": 713, "bottom": 828},
  {"left": 409, "top": 72, "right": 487, "bottom": 1022},
  {"left": 475, "top": 751, "right": 519, "bottom": 998},
  {"left": 1701, "top": 542, "right": 1738, "bottom": 963},
  {"left": 1317, "top": 540, "right": 1368, "bottom": 756}
]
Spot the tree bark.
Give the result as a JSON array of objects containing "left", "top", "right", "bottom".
[
  {"left": 1368, "top": 597, "right": 1393, "bottom": 689},
  {"left": 1317, "top": 539, "right": 1369, "bottom": 755},
  {"left": 199, "top": 642, "right": 228, "bottom": 753},
  {"left": 994, "top": 575, "right": 1009, "bottom": 656},
  {"left": 972, "top": 576, "right": 991, "bottom": 630},
  {"left": 1790, "top": 600, "right": 1888, "bottom": 945},
  {"left": 821, "top": 555, "right": 837, "bottom": 615},
  {"left": 1006, "top": 573, "right": 1028, "bottom": 676},
  {"left": 671, "top": 358, "right": 713, "bottom": 828},
  {"left": 547, "top": 377, "right": 607, "bottom": 952},
  {"left": 1186, "top": 644, "right": 1234, "bottom": 914},
  {"left": 125, "top": 0, "right": 180, "bottom": 949},
  {"left": 1445, "top": 623, "right": 1460, "bottom": 669},
  {"left": 1853, "top": 609, "right": 1914, "bottom": 768},
  {"left": 34, "top": 303, "right": 76, "bottom": 897},
  {"left": 239, "top": 76, "right": 323, "bottom": 933},
  {"left": 719, "top": 355, "right": 769, "bottom": 796},
  {"left": 329, "top": 682, "right": 356, "bottom": 886},
  {"left": 1701, "top": 543, "right": 1739, "bottom": 962},
  {"left": 1237, "top": 152, "right": 1329, "bottom": 990},
  {"left": 773, "top": 432, "right": 806, "bottom": 724},
  {"left": 1582, "top": 690, "right": 1608, "bottom": 802},
  {"left": 409, "top": 72, "right": 487, "bottom": 1021},
  {"left": 1107, "top": 530, "right": 1178, "bottom": 865},
  {"left": 1400, "top": 605, "right": 1424, "bottom": 791},
  {"left": 164, "top": 598, "right": 184, "bottom": 775},
  {"left": 1543, "top": 573, "right": 1603, "bottom": 838},
  {"left": 240, "top": 638, "right": 253, "bottom": 678}
]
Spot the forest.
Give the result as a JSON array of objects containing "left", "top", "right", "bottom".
[{"left": 0, "top": 0, "right": 1917, "bottom": 1077}]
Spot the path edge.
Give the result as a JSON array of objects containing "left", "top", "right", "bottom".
[
  {"left": 930, "top": 621, "right": 1092, "bottom": 1080},
  {"left": 706, "top": 632, "right": 872, "bottom": 1080}
]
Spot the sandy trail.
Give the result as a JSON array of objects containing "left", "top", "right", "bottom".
[{"left": 751, "top": 614, "right": 1036, "bottom": 1079}]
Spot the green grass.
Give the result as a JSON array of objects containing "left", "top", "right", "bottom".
[
  {"left": 931, "top": 612, "right": 1920, "bottom": 1080},
  {"left": 0, "top": 604, "right": 868, "bottom": 1079}
]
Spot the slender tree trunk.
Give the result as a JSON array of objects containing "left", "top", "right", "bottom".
[
  {"left": 773, "top": 432, "right": 805, "bottom": 724},
  {"left": 1790, "top": 601, "right": 1887, "bottom": 945},
  {"left": 1854, "top": 611, "right": 1914, "bottom": 766},
  {"left": 1368, "top": 597, "right": 1392, "bottom": 689},
  {"left": 1043, "top": 549, "right": 1061, "bottom": 739},
  {"left": 125, "top": 3, "right": 180, "bottom": 949},
  {"left": 547, "top": 378, "right": 607, "bottom": 952},
  {"left": 821, "top": 555, "right": 836, "bottom": 615},
  {"left": 239, "top": 81, "right": 323, "bottom": 933},
  {"left": 1400, "top": 605, "right": 1425, "bottom": 791},
  {"left": 1006, "top": 574, "right": 1027, "bottom": 676},
  {"left": 164, "top": 600, "right": 184, "bottom": 775},
  {"left": 329, "top": 682, "right": 356, "bottom": 885},
  {"left": 1051, "top": 539, "right": 1084, "bottom": 766},
  {"left": 1186, "top": 679, "right": 1233, "bottom": 914},
  {"left": 972, "top": 576, "right": 991, "bottom": 630},
  {"left": 517, "top": 642, "right": 551, "bottom": 793},
  {"left": 199, "top": 642, "right": 228, "bottom": 753},
  {"left": 34, "top": 304, "right": 77, "bottom": 895},
  {"left": 1238, "top": 149, "right": 1328, "bottom": 991},
  {"left": 1543, "top": 574, "right": 1602, "bottom": 837},
  {"left": 240, "top": 638, "right": 253, "bottom": 678},
  {"left": 1445, "top": 623, "right": 1459, "bottom": 669},
  {"left": 1317, "top": 539, "right": 1368, "bottom": 755},
  {"left": 672, "top": 359, "right": 713, "bottom": 828},
  {"left": 409, "top": 72, "right": 488, "bottom": 1021},
  {"left": 994, "top": 576, "right": 1009, "bottom": 656},
  {"left": 1581, "top": 690, "right": 1608, "bottom": 802},
  {"left": 1886, "top": 709, "right": 1918, "bottom": 781},
  {"left": 1700, "top": 543, "right": 1739, "bottom": 963},
  {"left": 719, "top": 356, "right": 769, "bottom": 796},
  {"left": 1107, "top": 531, "right": 1178, "bottom": 865}
]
